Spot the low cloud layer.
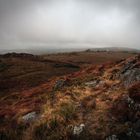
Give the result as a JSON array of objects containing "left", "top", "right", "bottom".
[{"left": 0, "top": 0, "right": 140, "bottom": 50}]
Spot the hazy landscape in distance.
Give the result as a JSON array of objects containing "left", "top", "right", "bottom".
[{"left": 0, "top": 0, "right": 140, "bottom": 140}]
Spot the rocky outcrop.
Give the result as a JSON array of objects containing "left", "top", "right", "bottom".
[{"left": 119, "top": 55, "right": 140, "bottom": 87}]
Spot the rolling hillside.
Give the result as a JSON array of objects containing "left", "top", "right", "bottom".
[
  {"left": 0, "top": 53, "right": 80, "bottom": 94},
  {"left": 0, "top": 53, "right": 139, "bottom": 140}
]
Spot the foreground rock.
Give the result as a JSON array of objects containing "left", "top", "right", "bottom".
[
  {"left": 73, "top": 124, "right": 85, "bottom": 136},
  {"left": 119, "top": 55, "right": 140, "bottom": 87},
  {"left": 85, "top": 81, "right": 98, "bottom": 87},
  {"left": 22, "top": 112, "right": 38, "bottom": 123}
]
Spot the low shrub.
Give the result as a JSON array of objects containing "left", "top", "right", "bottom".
[{"left": 59, "top": 102, "right": 76, "bottom": 121}]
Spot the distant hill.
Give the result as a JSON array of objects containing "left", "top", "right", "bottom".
[
  {"left": 86, "top": 47, "right": 140, "bottom": 53},
  {"left": 1, "top": 47, "right": 139, "bottom": 55}
]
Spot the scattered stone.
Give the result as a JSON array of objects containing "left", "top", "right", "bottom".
[
  {"left": 85, "top": 81, "right": 98, "bottom": 87},
  {"left": 106, "top": 135, "right": 119, "bottom": 140},
  {"left": 96, "top": 80, "right": 107, "bottom": 88},
  {"left": 22, "top": 112, "right": 38, "bottom": 122},
  {"left": 73, "top": 124, "right": 85, "bottom": 136}
]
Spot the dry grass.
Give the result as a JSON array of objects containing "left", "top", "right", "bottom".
[
  {"left": 58, "top": 102, "right": 76, "bottom": 121},
  {"left": 0, "top": 53, "right": 139, "bottom": 140}
]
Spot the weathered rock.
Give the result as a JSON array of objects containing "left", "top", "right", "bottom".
[
  {"left": 122, "top": 68, "right": 140, "bottom": 87},
  {"left": 106, "top": 135, "right": 119, "bottom": 140},
  {"left": 22, "top": 112, "right": 37, "bottom": 122},
  {"left": 121, "top": 60, "right": 135, "bottom": 74},
  {"left": 73, "top": 124, "right": 85, "bottom": 136},
  {"left": 118, "top": 55, "right": 140, "bottom": 87},
  {"left": 85, "top": 81, "right": 98, "bottom": 87}
]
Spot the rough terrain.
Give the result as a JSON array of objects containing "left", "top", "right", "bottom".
[{"left": 0, "top": 52, "right": 139, "bottom": 140}]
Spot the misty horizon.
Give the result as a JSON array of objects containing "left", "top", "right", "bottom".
[{"left": 0, "top": 0, "right": 140, "bottom": 51}]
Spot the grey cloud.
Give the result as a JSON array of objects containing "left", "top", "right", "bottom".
[{"left": 0, "top": 0, "right": 140, "bottom": 50}]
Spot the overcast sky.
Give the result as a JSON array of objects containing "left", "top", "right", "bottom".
[{"left": 0, "top": 0, "right": 140, "bottom": 51}]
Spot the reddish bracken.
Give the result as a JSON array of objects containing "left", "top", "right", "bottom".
[
  {"left": 128, "top": 82, "right": 140, "bottom": 103},
  {"left": 0, "top": 53, "right": 140, "bottom": 139}
]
